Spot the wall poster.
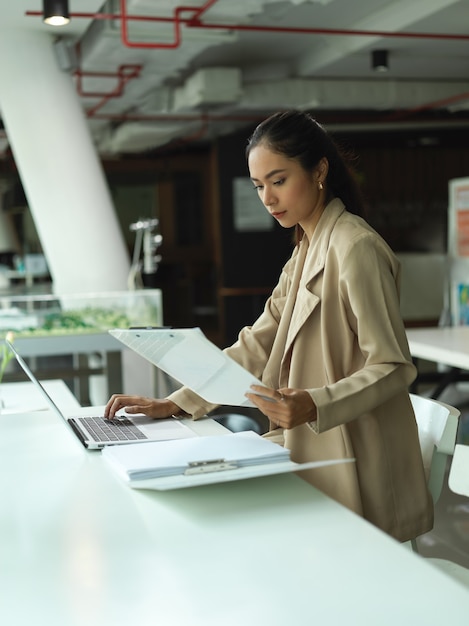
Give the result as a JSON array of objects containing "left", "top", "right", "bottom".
[{"left": 448, "top": 177, "right": 469, "bottom": 325}]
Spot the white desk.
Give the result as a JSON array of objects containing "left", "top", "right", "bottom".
[
  {"left": 407, "top": 326, "right": 469, "bottom": 370},
  {"left": 406, "top": 326, "right": 469, "bottom": 397},
  {"left": 1, "top": 405, "right": 469, "bottom": 625}
]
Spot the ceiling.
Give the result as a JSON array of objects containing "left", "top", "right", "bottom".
[{"left": 2, "top": 0, "right": 469, "bottom": 156}]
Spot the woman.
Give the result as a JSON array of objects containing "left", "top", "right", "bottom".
[{"left": 105, "top": 111, "right": 432, "bottom": 542}]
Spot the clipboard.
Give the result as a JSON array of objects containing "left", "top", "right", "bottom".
[
  {"left": 127, "top": 458, "right": 355, "bottom": 491},
  {"left": 102, "top": 430, "right": 355, "bottom": 491},
  {"left": 109, "top": 327, "right": 268, "bottom": 407}
]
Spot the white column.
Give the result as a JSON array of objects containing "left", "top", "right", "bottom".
[{"left": 0, "top": 29, "right": 130, "bottom": 295}]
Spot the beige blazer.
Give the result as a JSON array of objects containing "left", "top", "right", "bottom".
[{"left": 169, "top": 199, "right": 433, "bottom": 542}]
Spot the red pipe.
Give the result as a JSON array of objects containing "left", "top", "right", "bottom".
[
  {"left": 120, "top": 0, "right": 180, "bottom": 49},
  {"left": 385, "top": 91, "right": 469, "bottom": 121},
  {"left": 25, "top": 7, "right": 469, "bottom": 42},
  {"left": 176, "top": 115, "right": 210, "bottom": 145},
  {"left": 120, "top": 0, "right": 220, "bottom": 49},
  {"left": 25, "top": 10, "right": 176, "bottom": 23},
  {"left": 75, "top": 64, "right": 141, "bottom": 98},
  {"left": 185, "top": 21, "right": 469, "bottom": 41},
  {"left": 82, "top": 109, "right": 469, "bottom": 126},
  {"left": 86, "top": 66, "right": 142, "bottom": 117},
  {"left": 25, "top": 4, "right": 469, "bottom": 125},
  {"left": 84, "top": 111, "right": 264, "bottom": 123}
]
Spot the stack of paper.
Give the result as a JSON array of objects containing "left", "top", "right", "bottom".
[{"left": 102, "top": 431, "right": 290, "bottom": 481}]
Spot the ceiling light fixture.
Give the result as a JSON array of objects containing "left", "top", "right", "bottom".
[
  {"left": 372, "top": 49, "right": 389, "bottom": 72},
  {"left": 43, "top": 0, "right": 70, "bottom": 26}
]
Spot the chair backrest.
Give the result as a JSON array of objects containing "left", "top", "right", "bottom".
[
  {"left": 448, "top": 444, "right": 469, "bottom": 497},
  {"left": 409, "top": 393, "right": 460, "bottom": 504}
]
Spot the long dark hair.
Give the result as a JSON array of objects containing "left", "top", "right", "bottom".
[{"left": 246, "top": 111, "right": 365, "bottom": 240}]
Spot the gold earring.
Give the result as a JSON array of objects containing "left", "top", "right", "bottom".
[{"left": 318, "top": 181, "right": 324, "bottom": 190}]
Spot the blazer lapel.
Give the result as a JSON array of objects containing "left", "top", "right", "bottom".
[
  {"left": 282, "top": 200, "right": 345, "bottom": 367},
  {"left": 284, "top": 247, "right": 322, "bottom": 354}
]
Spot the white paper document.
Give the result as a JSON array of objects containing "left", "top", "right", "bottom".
[
  {"left": 109, "top": 327, "right": 267, "bottom": 406},
  {"left": 103, "top": 431, "right": 289, "bottom": 480},
  {"left": 102, "top": 430, "right": 355, "bottom": 490}
]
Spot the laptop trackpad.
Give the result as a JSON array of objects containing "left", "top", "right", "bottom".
[{"left": 128, "top": 415, "right": 197, "bottom": 440}]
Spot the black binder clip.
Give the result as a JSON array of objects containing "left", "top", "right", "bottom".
[{"left": 184, "top": 458, "right": 239, "bottom": 476}]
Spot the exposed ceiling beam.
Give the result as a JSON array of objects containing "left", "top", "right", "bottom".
[{"left": 296, "top": 0, "right": 462, "bottom": 76}]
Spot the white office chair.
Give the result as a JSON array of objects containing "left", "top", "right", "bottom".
[
  {"left": 409, "top": 394, "right": 469, "bottom": 586},
  {"left": 409, "top": 393, "right": 460, "bottom": 507},
  {"left": 433, "top": 442, "right": 469, "bottom": 586}
]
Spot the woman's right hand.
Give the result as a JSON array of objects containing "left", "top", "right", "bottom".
[{"left": 104, "top": 394, "right": 183, "bottom": 420}]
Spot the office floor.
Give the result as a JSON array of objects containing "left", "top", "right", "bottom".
[{"left": 415, "top": 384, "right": 469, "bottom": 568}]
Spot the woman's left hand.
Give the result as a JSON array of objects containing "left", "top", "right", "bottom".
[{"left": 246, "top": 385, "right": 317, "bottom": 429}]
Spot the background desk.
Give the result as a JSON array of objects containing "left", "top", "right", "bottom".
[
  {"left": 1, "top": 404, "right": 469, "bottom": 625},
  {"left": 4, "top": 333, "right": 124, "bottom": 405},
  {"left": 407, "top": 326, "right": 469, "bottom": 369},
  {"left": 407, "top": 326, "right": 469, "bottom": 398},
  {"left": 0, "top": 379, "right": 81, "bottom": 414}
]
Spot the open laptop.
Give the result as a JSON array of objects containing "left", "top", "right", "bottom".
[{"left": 6, "top": 339, "right": 196, "bottom": 450}]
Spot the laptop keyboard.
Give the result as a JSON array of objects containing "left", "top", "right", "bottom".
[{"left": 79, "top": 416, "right": 148, "bottom": 442}]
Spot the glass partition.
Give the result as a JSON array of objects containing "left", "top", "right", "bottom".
[{"left": 0, "top": 289, "right": 162, "bottom": 337}]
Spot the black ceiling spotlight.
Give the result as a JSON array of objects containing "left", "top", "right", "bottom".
[
  {"left": 372, "top": 49, "right": 389, "bottom": 72},
  {"left": 43, "top": 0, "right": 70, "bottom": 26}
]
